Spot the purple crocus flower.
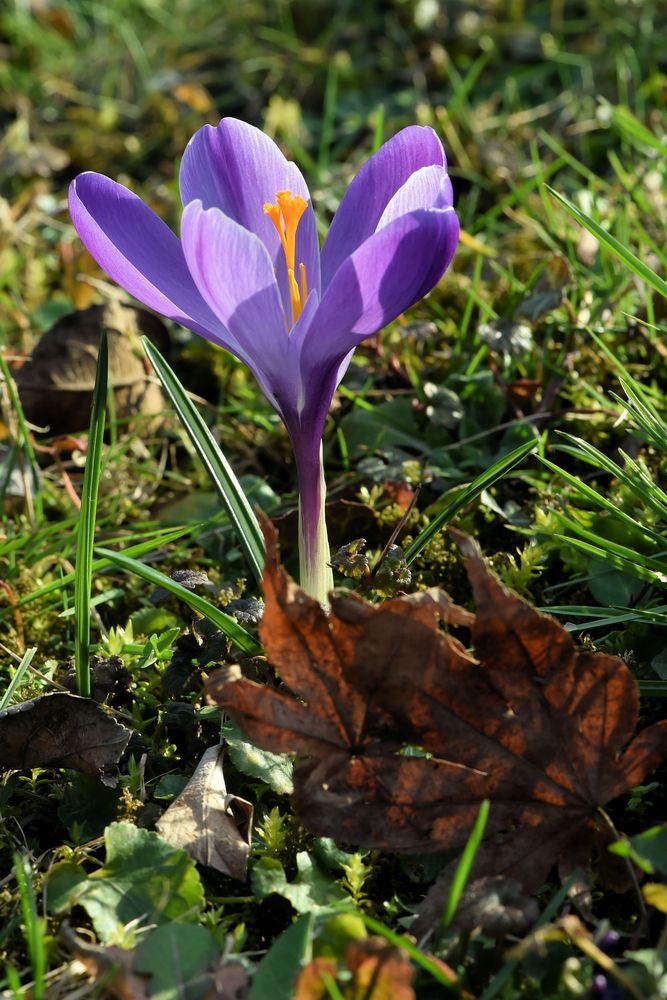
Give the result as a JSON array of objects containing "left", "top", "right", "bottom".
[{"left": 69, "top": 118, "right": 459, "bottom": 603}]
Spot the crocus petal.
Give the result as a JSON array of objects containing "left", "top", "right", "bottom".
[
  {"left": 68, "top": 172, "right": 235, "bottom": 347},
  {"left": 377, "top": 165, "right": 453, "bottom": 229},
  {"left": 180, "top": 200, "right": 287, "bottom": 365},
  {"left": 320, "top": 125, "right": 447, "bottom": 289},
  {"left": 179, "top": 119, "right": 320, "bottom": 306},
  {"left": 310, "top": 207, "right": 459, "bottom": 363}
]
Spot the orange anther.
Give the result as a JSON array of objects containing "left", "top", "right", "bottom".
[{"left": 264, "top": 190, "right": 309, "bottom": 326}]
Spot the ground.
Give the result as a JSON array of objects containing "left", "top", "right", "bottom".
[{"left": 0, "top": 1, "right": 666, "bottom": 997}]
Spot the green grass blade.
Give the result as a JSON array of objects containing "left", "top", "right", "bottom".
[
  {"left": 13, "top": 854, "right": 46, "bottom": 1000},
  {"left": 547, "top": 186, "right": 667, "bottom": 298},
  {"left": 405, "top": 438, "right": 538, "bottom": 564},
  {"left": 143, "top": 338, "right": 265, "bottom": 583},
  {"left": 0, "top": 647, "right": 37, "bottom": 710},
  {"left": 538, "top": 456, "right": 664, "bottom": 548},
  {"left": 95, "top": 546, "right": 261, "bottom": 655},
  {"left": 554, "top": 432, "right": 667, "bottom": 518},
  {"left": 438, "top": 800, "right": 490, "bottom": 936},
  {"left": 639, "top": 681, "right": 667, "bottom": 698},
  {"left": 545, "top": 605, "right": 667, "bottom": 631},
  {"left": 553, "top": 532, "right": 667, "bottom": 586},
  {"left": 74, "top": 330, "right": 108, "bottom": 697},
  {"left": 8, "top": 525, "right": 194, "bottom": 613},
  {"left": 605, "top": 101, "right": 666, "bottom": 154},
  {"left": 615, "top": 376, "right": 667, "bottom": 451},
  {"left": 371, "top": 104, "right": 385, "bottom": 152}
]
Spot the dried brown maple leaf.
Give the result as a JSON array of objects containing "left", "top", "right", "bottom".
[
  {"left": 208, "top": 525, "right": 471, "bottom": 851},
  {"left": 207, "top": 523, "right": 667, "bottom": 915}
]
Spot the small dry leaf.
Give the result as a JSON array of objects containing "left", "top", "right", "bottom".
[
  {"left": 15, "top": 302, "right": 168, "bottom": 435},
  {"left": 294, "top": 939, "right": 415, "bottom": 1000},
  {"left": 0, "top": 692, "right": 130, "bottom": 785},
  {"left": 208, "top": 522, "right": 667, "bottom": 931},
  {"left": 451, "top": 876, "right": 539, "bottom": 937},
  {"left": 61, "top": 654, "right": 132, "bottom": 704},
  {"left": 156, "top": 745, "right": 253, "bottom": 880},
  {"left": 61, "top": 922, "right": 149, "bottom": 1000}
]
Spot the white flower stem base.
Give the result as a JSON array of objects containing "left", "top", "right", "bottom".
[{"left": 298, "top": 442, "right": 333, "bottom": 607}]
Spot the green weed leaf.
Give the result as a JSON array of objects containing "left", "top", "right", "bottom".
[
  {"left": 134, "top": 923, "right": 219, "bottom": 1000},
  {"left": 249, "top": 913, "right": 314, "bottom": 1000},
  {"left": 224, "top": 719, "right": 293, "bottom": 795},
  {"left": 47, "top": 822, "right": 204, "bottom": 941},
  {"left": 251, "top": 852, "right": 346, "bottom": 914}
]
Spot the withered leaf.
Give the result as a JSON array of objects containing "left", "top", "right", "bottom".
[
  {"left": 0, "top": 692, "right": 131, "bottom": 785},
  {"left": 60, "top": 922, "right": 150, "bottom": 1000},
  {"left": 449, "top": 875, "right": 539, "bottom": 938},
  {"left": 208, "top": 532, "right": 450, "bottom": 852},
  {"left": 207, "top": 524, "right": 667, "bottom": 918},
  {"left": 14, "top": 302, "right": 167, "bottom": 435},
  {"left": 294, "top": 939, "right": 416, "bottom": 1000},
  {"left": 156, "top": 745, "right": 253, "bottom": 880}
]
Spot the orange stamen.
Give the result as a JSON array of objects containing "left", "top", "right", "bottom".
[
  {"left": 263, "top": 190, "right": 308, "bottom": 326},
  {"left": 299, "top": 262, "right": 308, "bottom": 304}
]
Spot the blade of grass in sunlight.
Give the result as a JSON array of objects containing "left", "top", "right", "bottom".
[
  {"left": 143, "top": 338, "right": 265, "bottom": 583},
  {"left": 74, "top": 329, "right": 108, "bottom": 698},
  {"left": 438, "top": 799, "right": 490, "bottom": 937},
  {"left": 405, "top": 438, "right": 539, "bottom": 565},
  {"left": 4, "top": 526, "right": 194, "bottom": 620},
  {"left": 320, "top": 972, "right": 345, "bottom": 1000},
  {"left": 371, "top": 104, "right": 384, "bottom": 152},
  {"left": 0, "top": 352, "right": 44, "bottom": 526},
  {"left": 547, "top": 186, "right": 667, "bottom": 298},
  {"left": 605, "top": 100, "right": 666, "bottom": 155},
  {"left": 0, "top": 647, "right": 37, "bottom": 710},
  {"left": 615, "top": 376, "right": 667, "bottom": 452},
  {"left": 554, "top": 433, "right": 667, "bottom": 519},
  {"left": 95, "top": 546, "right": 261, "bottom": 655},
  {"left": 545, "top": 604, "right": 667, "bottom": 631},
  {"left": 553, "top": 531, "right": 667, "bottom": 587},
  {"left": 13, "top": 854, "right": 46, "bottom": 1000}
]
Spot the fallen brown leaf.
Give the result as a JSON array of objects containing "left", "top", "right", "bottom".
[
  {"left": 156, "top": 745, "right": 253, "bottom": 880},
  {"left": 449, "top": 875, "right": 539, "bottom": 937},
  {"left": 60, "top": 922, "right": 150, "bottom": 1000},
  {"left": 294, "top": 938, "right": 415, "bottom": 1000},
  {"left": 15, "top": 302, "right": 168, "bottom": 435},
  {"left": 0, "top": 692, "right": 130, "bottom": 785},
  {"left": 207, "top": 523, "right": 667, "bottom": 929}
]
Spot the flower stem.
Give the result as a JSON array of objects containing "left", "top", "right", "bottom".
[{"left": 296, "top": 440, "right": 333, "bottom": 606}]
